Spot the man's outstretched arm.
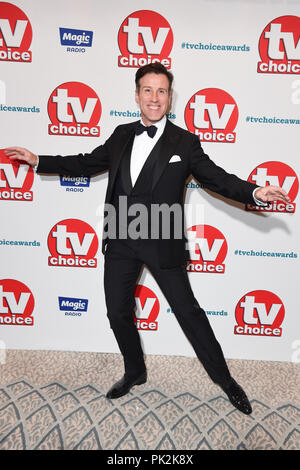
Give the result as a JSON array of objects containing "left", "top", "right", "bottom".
[
  {"left": 4, "top": 125, "right": 127, "bottom": 176},
  {"left": 189, "top": 135, "right": 290, "bottom": 205},
  {"left": 5, "top": 140, "right": 111, "bottom": 177}
]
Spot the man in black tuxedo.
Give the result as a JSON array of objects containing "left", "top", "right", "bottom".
[{"left": 6, "top": 63, "right": 289, "bottom": 414}]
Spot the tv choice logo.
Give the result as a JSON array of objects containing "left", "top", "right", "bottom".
[
  {"left": 58, "top": 296, "right": 88, "bottom": 317},
  {"left": 184, "top": 88, "right": 239, "bottom": 143},
  {"left": 0, "top": 279, "right": 34, "bottom": 326},
  {"left": 186, "top": 225, "right": 228, "bottom": 274},
  {"left": 59, "top": 27, "right": 93, "bottom": 52},
  {"left": 0, "top": 2, "right": 32, "bottom": 62},
  {"left": 0, "top": 150, "right": 34, "bottom": 201},
  {"left": 48, "top": 82, "right": 101, "bottom": 137},
  {"left": 48, "top": 219, "right": 99, "bottom": 268},
  {"left": 246, "top": 161, "right": 298, "bottom": 213},
  {"left": 234, "top": 290, "right": 285, "bottom": 337},
  {"left": 60, "top": 175, "right": 90, "bottom": 192},
  {"left": 134, "top": 285, "right": 160, "bottom": 331},
  {"left": 118, "top": 10, "right": 173, "bottom": 69},
  {"left": 257, "top": 15, "right": 300, "bottom": 75}
]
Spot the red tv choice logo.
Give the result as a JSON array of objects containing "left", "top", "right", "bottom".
[
  {"left": 134, "top": 285, "right": 159, "bottom": 331},
  {"left": 48, "top": 82, "right": 101, "bottom": 137},
  {"left": 184, "top": 88, "right": 239, "bottom": 143},
  {"left": 118, "top": 10, "right": 173, "bottom": 69},
  {"left": 234, "top": 290, "right": 285, "bottom": 337},
  {"left": 0, "top": 279, "right": 34, "bottom": 326},
  {"left": 48, "top": 219, "right": 99, "bottom": 268},
  {"left": 0, "top": 150, "right": 34, "bottom": 201},
  {"left": 0, "top": 2, "right": 32, "bottom": 62},
  {"left": 246, "top": 161, "right": 298, "bottom": 213},
  {"left": 257, "top": 15, "right": 300, "bottom": 74},
  {"left": 186, "top": 225, "right": 228, "bottom": 274}
]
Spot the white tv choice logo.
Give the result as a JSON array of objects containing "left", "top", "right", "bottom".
[
  {"left": 234, "top": 290, "right": 285, "bottom": 337},
  {"left": 186, "top": 225, "right": 228, "bottom": 274},
  {"left": 257, "top": 15, "right": 300, "bottom": 74},
  {"left": 48, "top": 219, "right": 99, "bottom": 268},
  {"left": 118, "top": 10, "right": 173, "bottom": 68},
  {"left": 0, "top": 149, "right": 34, "bottom": 201},
  {"left": 134, "top": 285, "right": 160, "bottom": 331},
  {"left": 246, "top": 161, "right": 298, "bottom": 213},
  {"left": 0, "top": 279, "right": 34, "bottom": 326},
  {"left": 0, "top": 2, "right": 32, "bottom": 62},
  {"left": 48, "top": 82, "right": 102, "bottom": 137},
  {"left": 184, "top": 88, "right": 239, "bottom": 143}
]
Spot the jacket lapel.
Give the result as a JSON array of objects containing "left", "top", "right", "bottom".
[
  {"left": 107, "top": 122, "right": 137, "bottom": 199},
  {"left": 151, "top": 119, "right": 181, "bottom": 190}
]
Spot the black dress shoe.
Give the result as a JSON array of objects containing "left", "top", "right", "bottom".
[
  {"left": 222, "top": 379, "right": 252, "bottom": 415},
  {"left": 106, "top": 371, "right": 147, "bottom": 399}
]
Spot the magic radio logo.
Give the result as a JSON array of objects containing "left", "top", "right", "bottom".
[
  {"left": 47, "top": 219, "right": 99, "bottom": 268},
  {"left": 185, "top": 225, "right": 228, "bottom": 274},
  {"left": 59, "top": 27, "right": 93, "bottom": 52},
  {"left": 118, "top": 10, "right": 173, "bottom": 68},
  {"left": 48, "top": 82, "right": 101, "bottom": 137},
  {"left": 0, "top": 2, "right": 32, "bottom": 62},
  {"left": 134, "top": 285, "right": 160, "bottom": 331},
  {"left": 246, "top": 161, "right": 298, "bottom": 213},
  {"left": 58, "top": 296, "right": 88, "bottom": 317},
  {"left": 184, "top": 88, "right": 239, "bottom": 143},
  {"left": 0, "top": 150, "right": 34, "bottom": 201},
  {"left": 234, "top": 290, "right": 285, "bottom": 337},
  {"left": 0, "top": 279, "right": 34, "bottom": 326},
  {"left": 60, "top": 175, "right": 90, "bottom": 192},
  {"left": 257, "top": 15, "right": 300, "bottom": 74}
]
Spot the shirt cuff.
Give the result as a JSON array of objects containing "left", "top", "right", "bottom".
[
  {"left": 252, "top": 187, "right": 268, "bottom": 207},
  {"left": 33, "top": 155, "right": 39, "bottom": 172}
]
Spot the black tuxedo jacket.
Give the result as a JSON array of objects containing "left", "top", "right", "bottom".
[{"left": 38, "top": 119, "right": 258, "bottom": 268}]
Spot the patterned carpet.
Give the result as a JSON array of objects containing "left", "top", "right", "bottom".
[{"left": 0, "top": 351, "right": 299, "bottom": 450}]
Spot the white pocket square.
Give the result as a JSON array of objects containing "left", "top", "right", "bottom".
[{"left": 169, "top": 155, "right": 182, "bottom": 163}]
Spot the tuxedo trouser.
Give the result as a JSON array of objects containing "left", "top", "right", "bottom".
[{"left": 104, "top": 238, "right": 232, "bottom": 388}]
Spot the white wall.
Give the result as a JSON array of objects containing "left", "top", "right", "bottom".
[{"left": 1, "top": 0, "right": 299, "bottom": 362}]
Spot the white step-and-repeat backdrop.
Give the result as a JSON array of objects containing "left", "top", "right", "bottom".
[{"left": 1, "top": 0, "right": 299, "bottom": 363}]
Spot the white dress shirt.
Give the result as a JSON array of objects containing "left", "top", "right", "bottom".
[{"left": 130, "top": 115, "right": 167, "bottom": 186}]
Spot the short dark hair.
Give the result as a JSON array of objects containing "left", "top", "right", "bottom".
[{"left": 135, "top": 63, "right": 174, "bottom": 92}]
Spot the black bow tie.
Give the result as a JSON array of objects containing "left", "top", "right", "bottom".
[{"left": 135, "top": 122, "right": 157, "bottom": 138}]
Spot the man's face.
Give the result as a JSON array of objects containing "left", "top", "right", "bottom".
[{"left": 135, "top": 73, "right": 172, "bottom": 126}]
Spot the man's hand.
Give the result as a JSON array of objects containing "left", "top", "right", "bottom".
[
  {"left": 254, "top": 185, "right": 290, "bottom": 203},
  {"left": 4, "top": 147, "right": 38, "bottom": 167}
]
